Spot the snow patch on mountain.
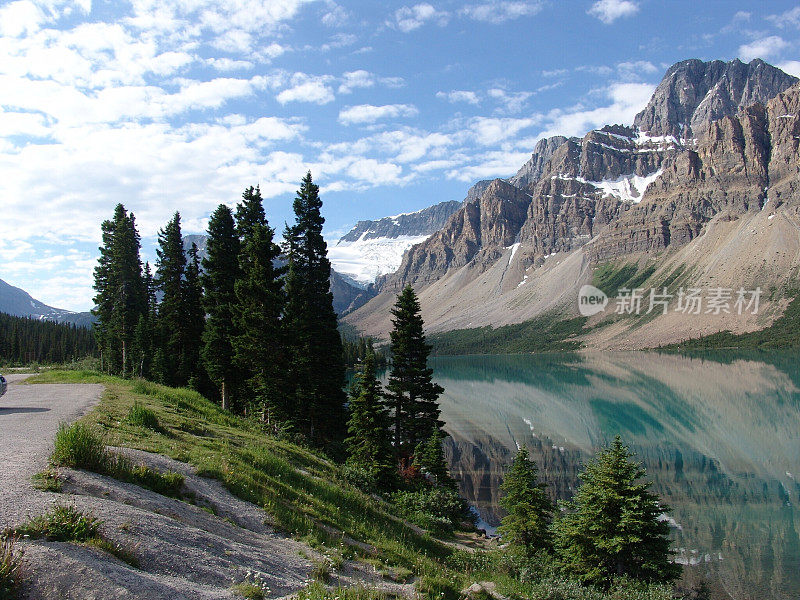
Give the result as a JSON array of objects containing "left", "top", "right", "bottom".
[
  {"left": 589, "top": 169, "right": 663, "bottom": 203},
  {"left": 329, "top": 234, "right": 431, "bottom": 286}
]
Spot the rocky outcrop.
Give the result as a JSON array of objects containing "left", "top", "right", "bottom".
[
  {"left": 381, "top": 179, "right": 531, "bottom": 290},
  {"left": 633, "top": 58, "right": 796, "bottom": 139},
  {"left": 588, "top": 83, "right": 800, "bottom": 261}
]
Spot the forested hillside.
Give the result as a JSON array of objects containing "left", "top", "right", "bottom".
[{"left": 0, "top": 312, "right": 96, "bottom": 365}]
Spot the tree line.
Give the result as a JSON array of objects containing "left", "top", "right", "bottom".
[
  {"left": 0, "top": 312, "right": 97, "bottom": 365},
  {"left": 93, "top": 172, "right": 346, "bottom": 448}
]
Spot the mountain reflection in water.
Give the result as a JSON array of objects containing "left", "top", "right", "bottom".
[{"left": 426, "top": 351, "right": 800, "bottom": 600}]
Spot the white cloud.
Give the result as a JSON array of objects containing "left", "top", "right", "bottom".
[
  {"left": 777, "top": 61, "right": 800, "bottom": 78},
  {"left": 0, "top": 1, "right": 47, "bottom": 37},
  {"left": 346, "top": 158, "right": 405, "bottom": 184},
  {"left": 338, "top": 104, "right": 419, "bottom": 125},
  {"left": 738, "top": 36, "right": 789, "bottom": 62},
  {"left": 338, "top": 70, "right": 374, "bottom": 94},
  {"left": 276, "top": 74, "right": 335, "bottom": 104},
  {"left": 467, "top": 116, "right": 538, "bottom": 145},
  {"left": 766, "top": 7, "right": 800, "bottom": 29},
  {"left": 391, "top": 3, "right": 449, "bottom": 32},
  {"left": 587, "top": 0, "right": 639, "bottom": 24},
  {"left": 206, "top": 57, "right": 254, "bottom": 71},
  {"left": 436, "top": 90, "right": 480, "bottom": 104},
  {"left": 538, "top": 82, "right": 654, "bottom": 138},
  {"left": 487, "top": 88, "right": 532, "bottom": 113},
  {"left": 447, "top": 149, "right": 532, "bottom": 181},
  {"left": 459, "top": 1, "right": 543, "bottom": 24},
  {"left": 616, "top": 60, "right": 658, "bottom": 81},
  {"left": 322, "top": 3, "right": 348, "bottom": 27}
]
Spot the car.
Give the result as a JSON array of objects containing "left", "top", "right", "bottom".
[{"left": 0, "top": 374, "right": 6, "bottom": 398}]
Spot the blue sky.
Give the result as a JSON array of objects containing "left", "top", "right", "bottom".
[{"left": 1, "top": 0, "right": 799, "bottom": 311}]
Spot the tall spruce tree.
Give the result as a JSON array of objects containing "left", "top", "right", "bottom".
[
  {"left": 232, "top": 186, "right": 288, "bottom": 422},
  {"left": 345, "top": 351, "right": 395, "bottom": 489},
  {"left": 182, "top": 244, "right": 205, "bottom": 390},
  {"left": 201, "top": 205, "right": 240, "bottom": 410},
  {"left": 554, "top": 436, "right": 681, "bottom": 587},
  {"left": 92, "top": 204, "right": 147, "bottom": 377},
  {"left": 386, "top": 285, "right": 444, "bottom": 457},
  {"left": 154, "top": 212, "right": 186, "bottom": 386},
  {"left": 283, "top": 171, "right": 346, "bottom": 448},
  {"left": 498, "top": 446, "right": 553, "bottom": 555}
]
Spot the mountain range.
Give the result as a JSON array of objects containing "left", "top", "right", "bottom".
[
  {"left": 0, "top": 277, "right": 95, "bottom": 327},
  {"left": 344, "top": 58, "right": 800, "bottom": 349}
]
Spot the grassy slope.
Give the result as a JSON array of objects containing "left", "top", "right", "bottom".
[
  {"left": 27, "top": 371, "right": 673, "bottom": 600},
  {"left": 429, "top": 314, "right": 587, "bottom": 355},
  {"left": 661, "top": 292, "right": 800, "bottom": 351}
]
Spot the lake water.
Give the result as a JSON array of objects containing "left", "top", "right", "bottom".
[{"left": 428, "top": 351, "right": 800, "bottom": 600}]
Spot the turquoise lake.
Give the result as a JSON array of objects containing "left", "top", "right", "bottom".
[{"left": 426, "top": 351, "right": 800, "bottom": 600}]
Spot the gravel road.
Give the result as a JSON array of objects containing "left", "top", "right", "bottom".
[{"left": 0, "top": 373, "right": 103, "bottom": 529}]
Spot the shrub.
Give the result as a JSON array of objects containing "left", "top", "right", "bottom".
[
  {"left": 0, "top": 535, "right": 24, "bottom": 600},
  {"left": 15, "top": 504, "right": 100, "bottom": 542},
  {"left": 340, "top": 463, "right": 379, "bottom": 492},
  {"left": 390, "top": 487, "right": 474, "bottom": 533},
  {"left": 126, "top": 402, "right": 160, "bottom": 430},
  {"left": 52, "top": 422, "right": 107, "bottom": 471}
]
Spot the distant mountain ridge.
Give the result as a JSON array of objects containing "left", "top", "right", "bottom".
[{"left": 0, "top": 277, "right": 95, "bottom": 327}]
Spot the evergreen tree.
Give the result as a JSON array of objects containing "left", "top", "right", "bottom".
[
  {"left": 386, "top": 285, "right": 444, "bottom": 457},
  {"left": 201, "top": 204, "right": 240, "bottom": 410},
  {"left": 232, "top": 186, "right": 287, "bottom": 422},
  {"left": 283, "top": 171, "right": 346, "bottom": 448},
  {"left": 553, "top": 436, "right": 681, "bottom": 587},
  {"left": 345, "top": 351, "right": 395, "bottom": 489},
  {"left": 92, "top": 204, "right": 147, "bottom": 376},
  {"left": 413, "top": 428, "right": 455, "bottom": 489},
  {"left": 132, "top": 262, "right": 157, "bottom": 379},
  {"left": 154, "top": 212, "right": 186, "bottom": 386},
  {"left": 498, "top": 446, "right": 553, "bottom": 555},
  {"left": 182, "top": 244, "right": 206, "bottom": 390}
]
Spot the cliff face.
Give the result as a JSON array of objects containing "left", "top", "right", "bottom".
[
  {"left": 381, "top": 179, "right": 531, "bottom": 290},
  {"left": 588, "top": 84, "right": 800, "bottom": 261}
]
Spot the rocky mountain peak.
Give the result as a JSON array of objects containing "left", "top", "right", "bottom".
[
  {"left": 509, "top": 135, "right": 574, "bottom": 189},
  {"left": 633, "top": 58, "right": 797, "bottom": 140}
]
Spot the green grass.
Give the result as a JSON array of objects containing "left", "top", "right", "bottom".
[
  {"left": 232, "top": 582, "right": 265, "bottom": 599},
  {"left": 126, "top": 401, "right": 161, "bottom": 430},
  {"left": 13, "top": 504, "right": 100, "bottom": 542},
  {"left": 298, "top": 582, "right": 387, "bottom": 600},
  {"left": 430, "top": 314, "right": 587, "bottom": 355},
  {"left": 51, "top": 420, "right": 185, "bottom": 499},
  {"left": 0, "top": 536, "right": 23, "bottom": 600},
  {"left": 11, "top": 505, "right": 138, "bottom": 568},
  {"left": 592, "top": 262, "right": 657, "bottom": 298},
  {"left": 32, "top": 468, "right": 63, "bottom": 493}
]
